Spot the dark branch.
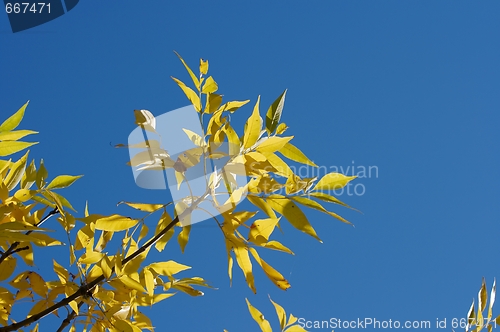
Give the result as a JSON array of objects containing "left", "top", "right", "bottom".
[{"left": 0, "top": 207, "right": 59, "bottom": 265}]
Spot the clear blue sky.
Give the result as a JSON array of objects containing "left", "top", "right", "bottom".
[{"left": 1, "top": 1, "right": 500, "bottom": 331}]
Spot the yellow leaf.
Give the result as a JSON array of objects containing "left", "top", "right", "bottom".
[
  {"left": 243, "top": 96, "right": 262, "bottom": 149},
  {"left": 27, "top": 272, "right": 48, "bottom": 297},
  {"left": 100, "top": 256, "right": 113, "bottom": 279},
  {"left": 147, "top": 261, "right": 191, "bottom": 276},
  {"left": 0, "top": 130, "right": 38, "bottom": 141},
  {"left": 174, "top": 51, "right": 200, "bottom": 90},
  {"left": 35, "top": 159, "right": 48, "bottom": 188},
  {"left": 4, "top": 150, "right": 28, "bottom": 190},
  {"left": 313, "top": 172, "right": 357, "bottom": 191},
  {"left": 234, "top": 244, "right": 256, "bottom": 293},
  {"left": 46, "top": 175, "right": 82, "bottom": 190},
  {"left": 291, "top": 196, "right": 351, "bottom": 225},
  {"left": 249, "top": 248, "right": 291, "bottom": 290},
  {"left": 177, "top": 225, "right": 191, "bottom": 253},
  {"left": 308, "top": 191, "right": 356, "bottom": 211},
  {"left": 256, "top": 136, "right": 293, "bottom": 154},
  {"left": 53, "top": 259, "right": 69, "bottom": 284},
  {"left": 68, "top": 300, "right": 79, "bottom": 316},
  {"left": 285, "top": 325, "right": 308, "bottom": 332},
  {"left": 119, "top": 275, "right": 146, "bottom": 293},
  {"left": 0, "top": 257, "right": 16, "bottom": 281},
  {"left": 79, "top": 251, "right": 105, "bottom": 265},
  {"left": 94, "top": 214, "right": 139, "bottom": 232},
  {"left": 263, "top": 240, "right": 294, "bottom": 255},
  {"left": 205, "top": 93, "right": 223, "bottom": 114},
  {"left": 154, "top": 211, "right": 175, "bottom": 252},
  {"left": 224, "top": 123, "right": 241, "bottom": 155},
  {"left": 199, "top": 58, "right": 209, "bottom": 75},
  {"left": 269, "top": 296, "right": 287, "bottom": 331},
  {"left": 276, "top": 123, "right": 288, "bottom": 135},
  {"left": 245, "top": 298, "right": 272, "bottom": 332},
  {"left": 267, "top": 195, "right": 321, "bottom": 242},
  {"left": 266, "top": 89, "right": 287, "bottom": 134},
  {"left": 0, "top": 101, "right": 29, "bottom": 132},
  {"left": 171, "top": 77, "right": 201, "bottom": 112},
  {"left": 488, "top": 279, "right": 496, "bottom": 320},
  {"left": 248, "top": 218, "right": 280, "bottom": 245},
  {"left": 279, "top": 142, "right": 317, "bottom": 167},
  {"left": 202, "top": 76, "right": 218, "bottom": 94},
  {"left": 0, "top": 141, "right": 37, "bottom": 157},
  {"left": 119, "top": 202, "right": 165, "bottom": 213},
  {"left": 143, "top": 268, "right": 155, "bottom": 297},
  {"left": 479, "top": 277, "right": 487, "bottom": 312},
  {"left": 219, "top": 100, "right": 250, "bottom": 113},
  {"left": 264, "top": 153, "right": 294, "bottom": 178},
  {"left": 247, "top": 195, "right": 277, "bottom": 219}
]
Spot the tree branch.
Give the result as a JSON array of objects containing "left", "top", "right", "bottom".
[
  {"left": 0, "top": 210, "right": 183, "bottom": 332},
  {"left": 0, "top": 207, "right": 59, "bottom": 266}
]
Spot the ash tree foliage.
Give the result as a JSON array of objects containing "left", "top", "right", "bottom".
[
  {"left": 457, "top": 279, "right": 500, "bottom": 332},
  {"left": 0, "top": 54, "right": 358, "bottom": 332}
]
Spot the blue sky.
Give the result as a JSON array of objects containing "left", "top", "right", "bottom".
[{"left": 1, "top": 1, "right": 500, "bottom": 331}]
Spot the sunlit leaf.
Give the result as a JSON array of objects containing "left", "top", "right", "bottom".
[
  {"left": 269, "top": 296, "right": 286, "bottom": 330},
  {"left": 174, "top": 51, "right": 200, "bottom": 90},
  {"left": 291, "top": 196, "right": 351, "bottom": 225},
  {"left": 279, "top": 142, "right": 317, "bottom": 167},
  {"left": 93, "top": 214, "right": 139, "bottom": 232},
  {"left": 245, "top": 298, "right": 272, "bottom": 332},
  {"left": 256, "top": 136, "right": 293, "bottom": 154},
  {"left": 202, "top": 76, "right": 218, "bottom": 94},
  {"left": 148, "top": 261, "right": 191, "bottom": 276},
  {"left": 0, "top": 130, "right": 38, "bottom": 141},
  {"left": 200, "top": 58, "right": 209, "bottom": 75},
  {"left": 266, "top": 89, "right": 287, "bottom": 134},
  {"left": 243, "top": 96, "right": 263, "bottom": 149},
  {"left": 250, "top": 248, "right": 290, "bottom": 290},
  {"left": 46, "top": 175, "right": 82, "bottom": 190},
  {"left": 0, "top": 101, "right": 29, "bottom": 132},
  {"left": 171, "top": 77, "right": 201, "bottom": 112},
  {"left": 118, "top": 202, "right": 165, "bottom": 213},
  {"left": 313, "top": 172, "right": 357, "bottom": 191},
  {"left": 267, "top": 195, "right": 321, "bottom": 242}
]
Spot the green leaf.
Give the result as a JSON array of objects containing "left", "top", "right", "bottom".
[
  {"left": 266, "top": 89, "right": 287, "bottom": 134},
  {"left": 0, "top": 141, "right": 37, "bottom": 157},
  {"left": 46, "top": 175, "right": 82, "bottom": 190},
  {"left": 279, "top": 142, "right": 317, "bottom": 167},
  {"left": 0, "top": 101, "right": 29, "bottom": 132},
  {"left": 313, "top": 172, "right": 357, "bottom": 191}
]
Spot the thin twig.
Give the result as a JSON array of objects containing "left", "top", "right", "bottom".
[{"left": 0, "top": 207, "right": 59, "bottom": 265}]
